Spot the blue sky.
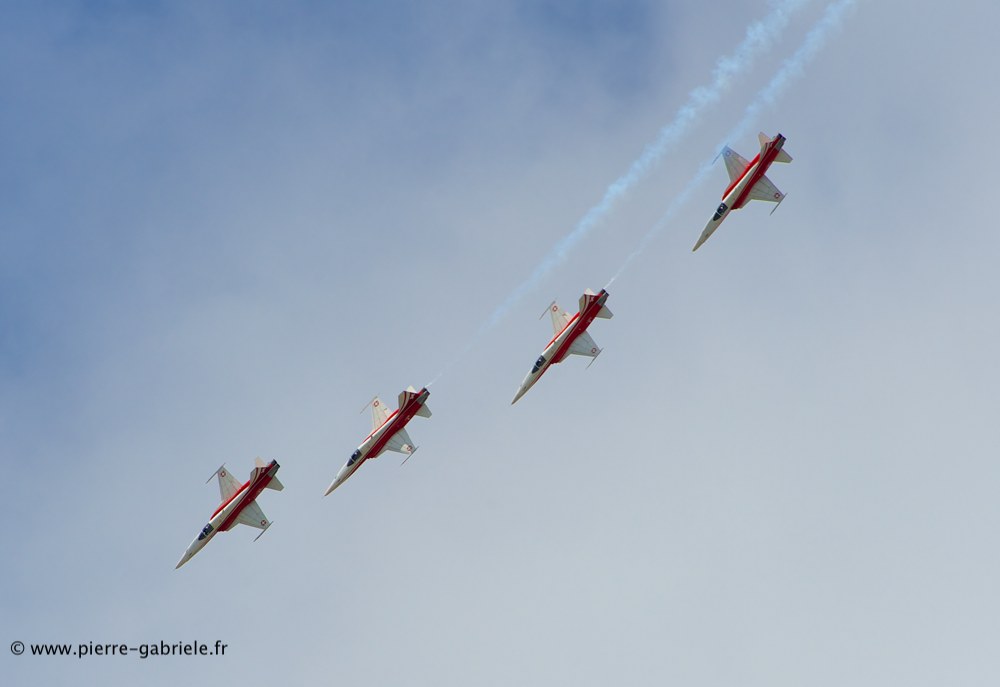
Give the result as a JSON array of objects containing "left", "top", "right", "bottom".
[{"left": 5, "top": 1, "right": 1000, "bottom": 684}]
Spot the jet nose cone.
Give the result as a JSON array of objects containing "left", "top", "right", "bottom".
[
  {"left": 511, "top": 386, "right": 527, "bottom": 404},
  {"left": 512, "top": 371, "right": 538, "bottom": 404},
  {"left": 325, "top": 473, "right": 346, "bottom": 496},
  {"left": 175, "top": 553, "right": 190, "bottom": 569}
]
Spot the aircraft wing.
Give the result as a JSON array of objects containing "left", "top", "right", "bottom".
[
  {"left": 370, "top": 397, "right": 390, "bottom": 431},
  {"left": 567, "top": 330, "right": 601, "bottom": 358},
  {"left": 216, "top": 467, "right": 242, "bottom": 502},
  {"left": 232, "top": 499, "right": 270, "bottom": 530},
  {"left": 745, "top": 173, "right": 784, "bottom": 204},
  {"left": 722, "top": 146, "right": 751, "bottom": 183},
  {"left": 384, "top": 427, "right": 416, "bottom": 455},
  {"left": 547, "top": 301, "right": 571, "bottom": 335}
]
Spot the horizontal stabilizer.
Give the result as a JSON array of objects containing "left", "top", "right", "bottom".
[
  {"left": 758, "top": 132, "right": 792, "bottom": 162},
  {"left": 266, "top": 475, "right": 284, "bottom": 491},
  {"left": 396, "top": 387, "right": 430, "bottom": 417},
  {"left": 596, "top": 305, "right": 613, "bottom": 319}
]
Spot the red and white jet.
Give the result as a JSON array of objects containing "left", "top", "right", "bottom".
[
  {"left": 176, "top": 458, "right": 283, "bottom": 569},
  {"left": 325, "top": 386, "right": 432, "bottom": 496},
  {"left": 693, "top": 132, "right": 792, "bottom": 251},
  {"left": 512, "top": 288, "right": 613, "bottom": 404}
]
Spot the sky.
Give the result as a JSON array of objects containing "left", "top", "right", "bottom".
[{"left": 3, "top": 0, "right": 1000, "bottom": 684}]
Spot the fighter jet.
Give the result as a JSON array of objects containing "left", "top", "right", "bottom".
[
  {"left": 693, "top": 132, "right": 792, "bottom": 251},
  {"left": 512, "top": 288, "right": 613, "bottom": 404},
  {"left": 176, "top": 458, "right": 283, "bottom": 569},
  {"left": 325, "top": 386, "right": 431, "bottom": 496}
]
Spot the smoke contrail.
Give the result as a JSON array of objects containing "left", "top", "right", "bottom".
[
  {"left": 722, "top": 0, "right": 858, "bottom": 151},
  {"left": 430, "top": 0, "right": 855, "bottom": 386},
  {"left": 608, "top": 0, "right": 859, "bottom": 284},
  {"left": 479, "top": 0, "right": 813, "bottom": 332}
]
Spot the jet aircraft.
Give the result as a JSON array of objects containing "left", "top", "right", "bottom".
[
  {"left": 693, "top": 132, "right": 792, "bottom": 251},
  {"left": 512, "top": 288, "right": 612, "bottom": 404},
  {"left": 325, "top": 386, "right": 431, "bottom": 496},
  {"left": 176, "top": 458, "right": 283, "bottom": 569}
]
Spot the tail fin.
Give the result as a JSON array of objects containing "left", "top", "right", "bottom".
[
  {"left": 579, "top": 289, "right": 613, "bottom": 319},
  {"left": 253, "top": 457, "right": 282, "bottom": 490},
  {"left": 399, "top": 387, "right": 432, "bottom": 418},
  {"left": 758, "top": 131, "right": 792, "bottom": 162}
]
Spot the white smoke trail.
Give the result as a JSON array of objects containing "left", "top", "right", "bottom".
[
  {"left": 608, "top": 0, "right": 859, "bottom": 284},
  {"left": 430, "top": 0, "right": 856, "bottom": 386},
  {"left": 479, "top": 0, "right": 813, "bottom": 333}
]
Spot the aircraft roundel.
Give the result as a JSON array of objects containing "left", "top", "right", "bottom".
[
  {"left": 374, "top": 400, "right": 379, "bottom": 407},
  {"left": 552, "top": 305, "right": 558, "bottom": 312},
  {"left": 774, "top": 192, "right": 780, "bottom": 199},
  {"left": 220, "top": 470, "right": 226, "bottom": 477},
  {"left": 260, "top": 519, "right": 267, "bottom": 526},
  {"left": 591, "top": 347, "right": 597, "bottom": 354}
]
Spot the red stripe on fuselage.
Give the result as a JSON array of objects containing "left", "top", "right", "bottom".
[
  {"left": 210, "top": 464, "right": 277, "bottom": 531},
  {"left": 363, "top": 409, "right": 399, "bottom": 444},
  {"left": 360, "top": 390, "right": 427, "bottom": 461},
  {"left": 724, "top": 140, "right": 783, "bottom": 210},
  {"left": 546, "top": 312, "right": 579, "bottom": 349},
  {"left": 722, "top": 154, "right": 758, "bottom": 198},
  {"left": 549, "top": 291, "right": 607, "bottom": 365}
]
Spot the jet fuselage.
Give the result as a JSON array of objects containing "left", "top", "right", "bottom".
[
  {"left": 326, "top": 387, "right": 430, "bottom": 495},
  {"left": 512, "top": 289, "right": 609, "bottom": 404},
  {"left": 694, "top": 134, "right": 787, "bottom": 251},
  {"left": 176, "top": 460, "right": 281, "bottom": 569}
]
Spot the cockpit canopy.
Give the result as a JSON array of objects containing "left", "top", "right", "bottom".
[
  {"left": 347, "top": 449, "right": 363, "bottom": 466},
  {"left": 531, "top": 355, "right": 547, "bottom": 374},
  {"left": 197, "top": 523, "right": 214, "bottom": 541},
  {"left": 712, "top": 202, "right": 728, "bottom": 221}
]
